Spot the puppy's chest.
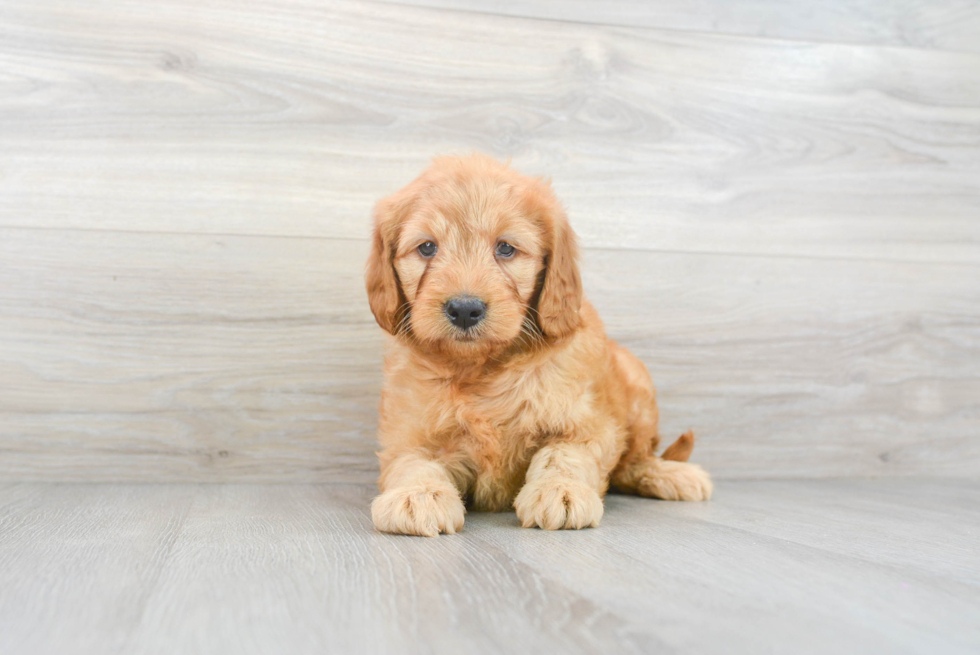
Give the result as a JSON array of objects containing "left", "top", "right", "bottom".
[
  {"left": 431, "top": 368, "right": 573, "bottom": 458},
  {"left": 439, "top": 381, "right": 549, "bottom": 509},
  {"left": 402, "top": 366, "right": 584, "bottom": 510}
]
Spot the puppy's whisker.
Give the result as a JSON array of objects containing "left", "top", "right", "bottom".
[
  {"left": 393, "top": 303, "right": 419, "bottom": 340},
  {"left": 393, "top": 308, "right": 412, "bottom": 336},
  {"left": 510, "top": 321, "right": 538, "bottom": 353}
]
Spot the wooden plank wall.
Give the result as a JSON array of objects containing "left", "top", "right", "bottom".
[{"left": 1, "top": 0, "right": 978, "bottom": 481}]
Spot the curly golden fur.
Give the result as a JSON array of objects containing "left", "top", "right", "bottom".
[{"left": 365, "top": 154, "right": 712, "bottom": 536}]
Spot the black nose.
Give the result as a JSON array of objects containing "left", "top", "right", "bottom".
[{"left": 444, "top": 296, "right": 487, "bottom": 330}]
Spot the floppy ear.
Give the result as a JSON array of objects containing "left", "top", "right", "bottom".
[
  {"left": 530, "top": 183, "right": 583, "bottom": 339},
  {"left": 365, "top": 189, "right": 414, "bottom": 334}
]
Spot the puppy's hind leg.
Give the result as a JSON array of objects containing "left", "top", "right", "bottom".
[
  {"left": 610, "top": 345, "right": 712, "bottom": 501},
  {"left": 611, "top": 432, "right": 713, "bottom": 501}
]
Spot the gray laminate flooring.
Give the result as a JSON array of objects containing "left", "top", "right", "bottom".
[{"left": 1, "top": 479, "right": 977, "bottom": 654}]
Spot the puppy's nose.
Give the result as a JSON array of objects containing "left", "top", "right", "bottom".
[{"left": 444, "top": 296, "right": 486, "bottom": 330}]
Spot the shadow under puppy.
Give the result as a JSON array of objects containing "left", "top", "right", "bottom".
[{"left": 365, "top": 154, "right": 712, "bottom": 536}]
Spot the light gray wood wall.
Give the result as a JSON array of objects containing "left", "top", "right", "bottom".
[{"left": 1, "top": 0, "right": 978, "bottom": 481}]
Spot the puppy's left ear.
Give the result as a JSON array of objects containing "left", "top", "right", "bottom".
[{"left": 528, "top": 181, "right": 583, "bottom": 339}]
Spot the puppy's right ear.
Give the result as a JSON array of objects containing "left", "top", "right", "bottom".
[{"left": 365, "top": 189, "right": 414, "bottom": 334}]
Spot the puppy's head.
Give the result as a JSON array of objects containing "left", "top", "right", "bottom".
[{"left": 365, "top": 154, "right": 582, "bottom": 357}]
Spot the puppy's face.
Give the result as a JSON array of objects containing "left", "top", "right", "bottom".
[
  {"left": 366, "top": 155, "right": 582, "bottom": 358},
  {"left": 394, "top": 180, "right": 543, "bottom": 351}
]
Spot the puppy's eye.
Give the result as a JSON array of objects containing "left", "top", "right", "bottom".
[
  {"left": 417, "top": 241, "right": 438, "bottom": 258},
  {"left": 495, "top": 242, "right": 516, "bottom": 258}
]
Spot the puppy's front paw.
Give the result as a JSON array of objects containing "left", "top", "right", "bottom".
[
  {"left": 371, "top": 485, "right": 465, "bottom": 537},
  {"left": 514, "top": 477, "right": 603, "bottom": 530}
]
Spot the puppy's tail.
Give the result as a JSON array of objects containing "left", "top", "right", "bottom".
[{"left": 661, "top": 430, "right": 695, "bottom": 462}]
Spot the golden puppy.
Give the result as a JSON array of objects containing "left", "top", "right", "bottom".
[{"left": 365, "top": 154, "right": 712, "bottom": 536}]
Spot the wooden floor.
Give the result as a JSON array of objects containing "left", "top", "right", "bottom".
[{"left": 1, "top": 479, "right": 978, "bottom": 654}]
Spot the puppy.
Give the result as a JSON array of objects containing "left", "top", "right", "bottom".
[{"left": 365, "top": 154, "right": 712, "bottom": 536}]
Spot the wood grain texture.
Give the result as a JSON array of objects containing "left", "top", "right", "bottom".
[
  {"left": 1, "top": 0, "right": 979, "bottom": 263},
  {"left": 0, "top": 229, "right": 381, "bottom": 482},
  {"left": 0, "top": 0, "right": 978, "bottom": 481},
  {"left": 386, "top": 0, "right": 980, "bottom": 54},
  {"left": 0, "top": 484, "right": 197, "bottom": 655},
  {"left": 2, "top": 227, "right": 978, "bottom": 481},
  {"left": 0, "top": 480, "right": 978, "bottom": 654},
  {"left": 473, "top": 480, "right": 980, "bottom": 653}
]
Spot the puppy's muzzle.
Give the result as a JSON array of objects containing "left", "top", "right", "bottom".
[{"left": 444, "top": 296, "right": 486, "bottom": 330}]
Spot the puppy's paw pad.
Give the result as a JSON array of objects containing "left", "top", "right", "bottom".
[
  {"left": 640, "top": 461, "right": 713, "bottom": 501},
  {"left": 371, "top": 485, "right": 465, "bottom": 536},
  {"left": 514, "top": 478, "right": 603, "bottom": 530}
]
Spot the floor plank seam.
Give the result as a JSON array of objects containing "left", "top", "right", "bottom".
[{"left": 115, "top": 493, "right": 195, "bottom": 655}]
